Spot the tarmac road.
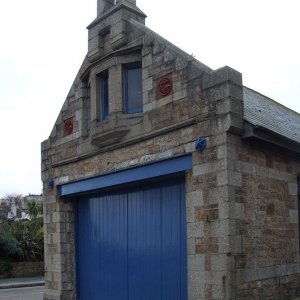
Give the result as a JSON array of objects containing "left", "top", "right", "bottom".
[{"left": 0, "top": 286, "right": 43, "bottom": 300}]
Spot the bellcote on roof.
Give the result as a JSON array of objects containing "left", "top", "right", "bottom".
[
  {"left": 90, "top": 0, "right": 146, "bottom": 29},
  {"left": 87, "top": 0, "right": 146, "bottom": 62}
]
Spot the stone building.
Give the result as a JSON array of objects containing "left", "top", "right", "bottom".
[
  {"left": 41, "top": 0, "right": 300, "bottom": 299},
  {"left": 0, "top": 201, "right": 9, "bottom": 222}
]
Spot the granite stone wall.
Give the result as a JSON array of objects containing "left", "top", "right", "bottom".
[
  {"left": 41, "top": 2, "right": 300, "bottom": 299},
  {"left": 230, "top": 139, "right": 300, "bottom": 299},
  {"left": 42, "top": 61, "right": 244, "bottom": 300}
]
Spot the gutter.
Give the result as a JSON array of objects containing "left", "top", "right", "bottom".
[{"left": 243, "top": 122, "right": 300, "bottom": 154}]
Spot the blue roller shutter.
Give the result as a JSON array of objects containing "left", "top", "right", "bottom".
[{"left": 75, "top": 176, "right": 187, "bottom": 300}]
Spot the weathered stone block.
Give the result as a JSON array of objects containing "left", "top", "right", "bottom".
[{"left": 203, "top": 66, "right": 243, "bottom": 90}]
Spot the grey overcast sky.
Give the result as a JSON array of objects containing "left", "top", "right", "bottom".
[{"left": 0, "top": 0, "right": 299, "bottom": 197}]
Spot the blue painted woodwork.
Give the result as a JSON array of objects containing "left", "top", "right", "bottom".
[
  {"left": 123, "top": 64, "right": 142, "bottom": 114},
  {"left": 58, "top": 154, "right": 192, "bottom": 197},
  {"left": 98, "top": 71, "right": 109, "bottom": 120},
  {"left": 75, "top": 177, "right": 187, "bottom": 300}
]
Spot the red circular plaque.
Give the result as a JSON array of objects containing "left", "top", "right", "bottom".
[
  {"left": 157, "top": 74, "right": 173, "bottom": 99},
  {"left": 63, "top": 118, "right": 73, "bottom": 136}
]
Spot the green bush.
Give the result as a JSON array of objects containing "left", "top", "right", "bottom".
[
  {"left": 0, "top": 258, "right": 13, "bottom": 273},
  {"left": 0, "top": 218, "right": 44, "bottom": 262},
  {"left": 0, "top": 231, "right": 24, "bottom": 260}
]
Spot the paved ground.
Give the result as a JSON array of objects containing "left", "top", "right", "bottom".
[
  {"left": 0, "top": 286, "right": 43, "bottom": 300},
  {"left": 0, "top": 276, "right": 44, "bottom": 289}
]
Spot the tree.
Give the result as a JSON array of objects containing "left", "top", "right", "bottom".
[
  {"left": 2, "top": 193, "right": 22, "bottom": 209},
  {"left": 2, "top": 194, "right": 23, "bottom": 219},
  {"left": 23, "top": 200, "right": 43, "bottom": 219},
  {"left": 0, "top": 218, "right": 44, "bottom": 262},
  {"left": 0, "top": 230, "right": 24, "bottom": 260}
]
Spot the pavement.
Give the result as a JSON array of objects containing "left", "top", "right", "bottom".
[
  {"left": 1, "top": 277, "right": 300, "bottom": 300},
  {"left": 0, "top": 276, "right": 44, "bottom": 289}
]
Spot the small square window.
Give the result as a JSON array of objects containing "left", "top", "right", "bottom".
[
  {"left": 98, "top": 71, "right": 109, "bottom": 120},
  {"left": 123, "top": 64, "right": 142, "bottom": 114}
]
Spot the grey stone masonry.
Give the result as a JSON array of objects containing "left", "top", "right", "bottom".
[
  {"left": 89, "top": 1, "right": 146, "bottom": 62},
  {"left": 97, "top": 0, "right": 114, "bottom": 16},
  {"left": 98, "top": 0, "right": 137, "bottom": 15},
  {"left": 42, "top": 0, "right": 300, "bottom": 299}
]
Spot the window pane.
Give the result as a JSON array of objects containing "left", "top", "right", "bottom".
[
  {"left": 124, "top": 65, "right": 142, "bottom": 113},
  {"left": 98, "top": 72, "right": 109, "bottom": 120}
]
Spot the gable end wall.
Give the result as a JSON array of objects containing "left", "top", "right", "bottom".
[{"left": 41, "top": 5, "right": 300, "bottom": 300}]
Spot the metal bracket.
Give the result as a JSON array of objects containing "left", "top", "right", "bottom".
[
  {"left": 48, "top": 179, "right": 55, "bottom": 188},
  {"left": 195, "top": 137, "right": 207, "bottom": 152}
]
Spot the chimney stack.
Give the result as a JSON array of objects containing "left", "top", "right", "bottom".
[
  {"left": 97, "top": 0, "right": 115, "bottom": 16},
  {"left": 97, "top": 0, "right": 137, "bottom": 16},
  {"left": 116, "top": 0, "right": 136, "bottom": 4}
]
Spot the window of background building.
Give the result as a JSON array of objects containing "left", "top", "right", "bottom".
[
  {"left": 98, "top": 71, "right": 109, "bottom": 120},
  {"left": 123, "top": 63, "right": 142, "bottom": 114}
]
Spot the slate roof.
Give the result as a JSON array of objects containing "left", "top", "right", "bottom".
[{"left": 243, "top": 87, "right": 300, "bottom": 144}]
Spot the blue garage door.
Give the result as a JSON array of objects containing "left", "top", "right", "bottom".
[{"left": 75, "top": 176, "right": 187, "bottom": 300}]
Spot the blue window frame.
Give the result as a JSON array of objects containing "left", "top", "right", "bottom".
[
  {"left": 98, "top": 71, "right": 109, "bottom": 120},
  {"left": 123, "top": 63, "right": 142, "bottom": 114}
]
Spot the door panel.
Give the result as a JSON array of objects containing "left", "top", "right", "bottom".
[
  {"left": 161, "top": 182, "right": 183, "bottom": 300},
  {"left": 76, "top": 193, "right": 127, "bottom": 300},
  {"left": 127, "top": 186, "right": 162, "bottom": 300}
]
